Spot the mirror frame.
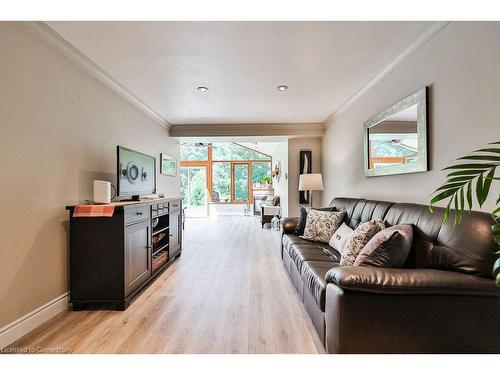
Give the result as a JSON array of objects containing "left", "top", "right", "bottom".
[{"left": 363, "top": 87, "right": 428, "bottom": 177}]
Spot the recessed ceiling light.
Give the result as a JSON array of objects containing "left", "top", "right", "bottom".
[
  {"left": 277, "top": 85, "right": 288, "bottom": 92},
  {"left": 197, "top": 86, "right": 209, "bottom": 93}
]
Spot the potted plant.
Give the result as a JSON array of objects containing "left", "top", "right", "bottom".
[
  {"left": 429, "top": 141, "right": 499, "bottom": 284},
  {"left": 260, "top": 176, "right": 272, "bottom": 188}
]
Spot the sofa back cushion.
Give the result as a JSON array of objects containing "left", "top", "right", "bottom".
[{"left": 329, "top": 197, "right": 497, "bottom": 278}]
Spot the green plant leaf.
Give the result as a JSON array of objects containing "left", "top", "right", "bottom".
[
  {"left": 473, "top": 148, "right": 500, "bottom": 154},
  {"left": 433, "top": 182, "right": 469, "bottom": 193},
  {"left": 476, "top": 172, "right": 484, "bottom": 207},
  {"left": 458, "top": 155, "right": 500, "bottom": 162},
  {"left": 446, "top": 169, "right": 487, "bottom": 178},
  {"left": 446, "top": 175, "right": 477, "bottom": 183},
  {"left": 492, "top": 223, "right": 500, "bottom": 234},
  {"left": 430, "top": 188, "right": 459, "bottom": 211},
  {"left": 479, "top": 167, "right": 496, "bottom": 206},
  {"left": 493, "top": 258, "right": 500, "bottom": 278},
  {"left": 453, "top": 193, "right": 460, "bottom": 226},
  {"left": 494, "top": 235, "right": 500, "bottom": 245},
  {"left": 442, "top": 196, "right": 453, "bottom": 224},
  {"left": 493, "top": 206, "right": 500, "bottom": 218},
  {"left": 466, "top": 180, "right": 473, "bottom": 211},
  {"left": 444, "top": 163, "right": 496, "bottom": 170},
  {"left": 459, "top": 187, "right": 465, "bottom": 217}
]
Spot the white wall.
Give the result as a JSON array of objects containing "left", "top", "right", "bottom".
[
  {"left": 271, "top": 141, "right": 289, "bottom": 217},
  {"left": 322, "top": 22, "right": 500, "bottom": 212},
  {"left": 0, "top": 23, "right": 179, "bottom": 328},
  {"left": 288, "top": 137, "right": 323, "bottom": 217}
]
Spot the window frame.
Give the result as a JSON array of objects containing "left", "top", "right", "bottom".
[{"left": 180, "top": 143, "right": 272, "bottom": 204}]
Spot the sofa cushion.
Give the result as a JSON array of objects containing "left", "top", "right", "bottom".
[
  {"left": 301, "top": 209, "right": 346, "bottom": 243},
  {"left": 340, "top": 219, "right": 385, "bottom": 266},
  {"left": 301, "top": 261, "right": 338, "bottom": 311},
  {"left": 329, "top": 223, "right": 354, "bottom": 254},
  {"left": 283, "top": 234, "right": 340, "bottom": 272},
  {"left": 289, "top": 243, "right": 339, "bottom": 274},
  {"left": 354, "top": 224, "right": 413, "bottom": 268},
  {"left": 294, "top": 206, "right": 337, "bottom": 235}
]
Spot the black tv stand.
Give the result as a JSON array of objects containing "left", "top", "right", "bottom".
[{"left": 65, "top": 198, "right": 183, "bottom": 311}]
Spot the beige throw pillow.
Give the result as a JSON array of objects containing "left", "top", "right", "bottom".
[
  {"left": 340, "top": 219, "right": 385, "bottom": 266},
  {"left": 301, "top": 209, "right": 346, "bottom": 244},
  {"left": 328, "top": 223, "right": 354, "bottom": 254}
]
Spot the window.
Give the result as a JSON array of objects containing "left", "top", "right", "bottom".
[
  {"left": 212, "top": 143, "right": 270, "bottom": 161},
  {"left": 233, "top": 163, "right": 249, "bottom": 201},
  {"left": 251, "top": 161, "right": 272, "bottom": 184},
  {"left": 212, "top": 162, "right": 231, "bottom": 202},
  {"left": 180, "top": 142, "right": 272, "bottom": 205},
  {"left": 180, "top": 144, "right": 208, "bottom": 161}
]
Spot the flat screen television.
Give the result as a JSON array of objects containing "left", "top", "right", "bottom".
[{"left": 117, "top": 146, "right": 156, "bottom": 200}]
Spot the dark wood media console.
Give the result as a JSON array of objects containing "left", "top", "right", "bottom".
[{"left": 66, "top": 198, "right": 183, "bottom": 311}]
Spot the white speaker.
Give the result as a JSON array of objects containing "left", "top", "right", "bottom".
[{"left": 93, "top": 180, "right": 112, "bottom": 204}]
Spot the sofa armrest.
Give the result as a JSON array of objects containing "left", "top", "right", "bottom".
[
  {"left": 325, "top": 266, "right": 500, "bottom": 296},
  {"left": 281, "top": 217, "right": 298, "bottom": 235}
]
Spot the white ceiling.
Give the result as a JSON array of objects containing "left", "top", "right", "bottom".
[{"left": 47, "top": 21, "right": 431, "bottom": 125}]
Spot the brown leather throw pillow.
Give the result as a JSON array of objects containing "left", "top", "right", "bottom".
[{"left": 354, "top": 224, "right": 413, "bottom": 268}]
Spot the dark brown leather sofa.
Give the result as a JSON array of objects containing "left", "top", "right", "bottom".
[{"left": 281, "top": 197, "right": 500, "bottom": 353}]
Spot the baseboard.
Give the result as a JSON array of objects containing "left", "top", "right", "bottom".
[{"left": 0, "top": 293, "right": 69, "bottom": 349}]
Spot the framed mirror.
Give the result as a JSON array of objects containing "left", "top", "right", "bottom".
[{"left": 363, "top": 87, "right": 428, "bottom": 177}]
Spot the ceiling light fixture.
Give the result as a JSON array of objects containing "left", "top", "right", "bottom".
[
  {"left": 197, "top": 86, "right": 209, "bottom": 93},
  {"left": 276, "top": 85, "right": 288, "bottom": 92}
]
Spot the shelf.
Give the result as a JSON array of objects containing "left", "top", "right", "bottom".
[
  {"left": 152, "top": 226, "right": 169, "bottom": 236},
  {"left": 152, "top": 250, "right": 168, "bottom": 273},
  {"left": 153, "top": 243, "right": 169, "bottom": 255}
]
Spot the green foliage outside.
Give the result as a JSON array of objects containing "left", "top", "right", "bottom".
[
  {"left": 234, "top": 164, "right": 249, "bottom": 200},
  {"left": 252, "top": 162, "right": 272, "bottom": 183},
  {"left": 212, "top": 143, "right": 270, "bottom": 161},
  {"left": 181, "top": 144, "right": 208, "bottom": 161},
  {"left": 212, "top": 162, "right": 231, "bottom": 201},
  {"left": 181, "top": 167, "right": 206, "bottom": 207}
]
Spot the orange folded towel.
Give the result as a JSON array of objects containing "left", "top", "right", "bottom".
[{"left": 73, "top": 204, "right": 115, "bottom": 217}]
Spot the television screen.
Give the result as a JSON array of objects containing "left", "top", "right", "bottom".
[{"left": 117, "top": 146, "right": 156, "bottom": 197}]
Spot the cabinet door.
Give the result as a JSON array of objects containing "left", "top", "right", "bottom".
[
  {"left": 169, "top": 210, "right": 180, "bottom": 257},
  {"left": 125, "top": 220, "right": 152, "bottom": 295}
]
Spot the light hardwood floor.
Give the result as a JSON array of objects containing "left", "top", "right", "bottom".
[{"left": 10, "top": 215, "right": 323, "bottom": 354}]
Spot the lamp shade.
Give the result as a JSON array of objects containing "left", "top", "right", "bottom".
[{"left": 299, "top": 173, "right": 323, "bottom": 191}]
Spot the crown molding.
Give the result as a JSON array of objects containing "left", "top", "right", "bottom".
[
  {"left": 22, "top": 22, "right": 170, "bottom": 129},
  {"left": 325, "top": 21, "right": 450, "bottom": 127},
  {"left": 169, "top": 123, "right": 325, "bottom": 138}
]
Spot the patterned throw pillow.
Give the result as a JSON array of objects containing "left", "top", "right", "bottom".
[
  {"left": 340, "top": 219, "right": 386, "bottom": 266},
  {"left": 294, "top": 206, "right": 337, "bottom": 235},
  {"left": 300, "top": 209, "right": 346, "bottom": 243}
]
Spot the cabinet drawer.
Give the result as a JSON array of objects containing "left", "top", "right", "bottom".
[
  {"left": 124, "top": 206, "right": 151, "bottom": 224},
  {"left": 169, "top": 200, "right": 181, "bottom": 212}
]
